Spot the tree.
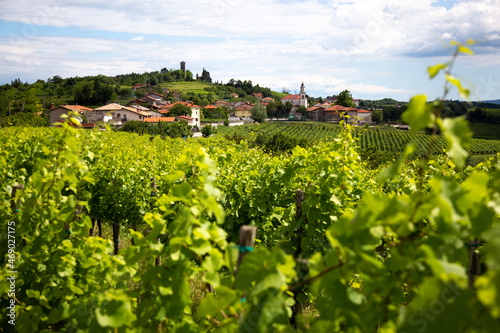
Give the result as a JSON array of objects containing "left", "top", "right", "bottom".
[
  {"left": 335, "top": 89, "right": 356, "bottom": 108},
  {"left": 467, "top": 107, "right": 487, "bottom": 123},
  {"left": 73, "top": 81, "right": 94, "bottom": 105},
  {"left": 250, "top": 103, "right": 267, "bottom": 123},
  {"left": 283, "top": 101, "right": 293, "bottom": 117},
  {"left": 296, "top": 105, "right": 307, "bottom": 117},
  {"left": 201, "top": 68, "right": 212, "bottom": 83},
  {"left": 169, "top": 103, "right": 192, "bottom": 116},
  {"left": 372, "top": 109, "right": 383, "bottom": 124},
  {"left": 266, "top": 101, "right": 278, "bottom": 120},
  {"left": 201, "top": 124, "right": 216, "bottom": 137}
]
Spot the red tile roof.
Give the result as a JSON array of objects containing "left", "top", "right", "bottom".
[
  {"left": 282, "top": 94, "right": 300, "bottom": 100},
  {"left": 178, "top": 115, "right": 194, "bottom": 120},
  {"left": 169, "top": 102, "right": 201, "bottom": 108},
  {"left": 204, "top": 105, "right": 217, "bottom": 109},
  {"left": 307, "top": 106, "right": 325, "bottom": 112},
  {"left": 235, "top": 104, "right": 253, "bottom": 111},
  {"left": 56, "top": 105, "right": 93, "bottom": 113},
  {"left": 144, "top": 117, "right": 175, "bottom": 123}
]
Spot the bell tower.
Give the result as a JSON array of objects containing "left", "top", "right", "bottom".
[{"left": 300, "top": 82, "right": 307, "bottom": 108}]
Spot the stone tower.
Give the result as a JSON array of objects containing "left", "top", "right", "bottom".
[{"left": 180, "top": 61, "right": 186, "bottom": 73}]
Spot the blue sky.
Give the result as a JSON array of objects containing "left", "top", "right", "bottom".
[{"left": 0, "top": 0, "right": 499, "bottom": 101}]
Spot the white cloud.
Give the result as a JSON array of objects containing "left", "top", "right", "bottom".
[{"left": 0, "top": 0, "right": 499, "bottom": 100}]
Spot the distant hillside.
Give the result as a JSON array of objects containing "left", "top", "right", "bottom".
[
  {"left": 483, "top": 99, "right": 500, "bottom": 105},
  {"left": 0, "top": 69, "right": 284, "bottom": 117}
]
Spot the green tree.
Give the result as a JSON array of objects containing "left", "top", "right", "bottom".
[
  {"left": 73, "top": 80, "right": 94, "bottom": 105},
  {"left": 372, "top": 109, "right": 383, "bottom": 124},
  {"left": 201, "top": 124, "right": 216, "bottom": 137},
  {"left": 283, "top": 101, "right": 293, "bottom": 117},
  {"left": 296, "top": 105, "right": 307, "bottom": 117},
  {"left": 265, "top": 101, "right": 278, "bottom": 120},
  {"left": 467, "top": 107, "right": 487, "bottom": 123},
  {"left": 250, "top": 103, "right": 267, "bottom": 123},
  {"left": 169, "top": 103, "right": 192, "bottom": 116},
  {"left": 335, "top": 89, "right": 356, "bottom": 107},
  {"left": 201, "top": 68, "right": 212, "bottom": 83}
]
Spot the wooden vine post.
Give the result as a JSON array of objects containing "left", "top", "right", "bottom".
[
  {"left": 233, "top": 226, "right": 257, "bottom": 288},
  {"left": 97, "top": 219, "right": 102, "bottom": 237},
  {"left": 113, "top": 220, "right": 120, "bottom": 255},
  {"left": 290, "top": 189, "right": 306, "bottom": 329},
  {"left": 10, "top": 184, "right": 24, "bottom": 214},
  {"left": 468, "top": 238, "right": 482, "bottom": 289}
]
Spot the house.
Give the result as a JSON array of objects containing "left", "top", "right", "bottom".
[
  {"left": 142, "top": 93, "right": 165, "bottom": 108},
  {"left": 49, "top": 104, "right": 93, "bottom": 124},
  {"left": 129, "top": 104, "right": 152, "bottom": 113},
  {"left": 323, "top": 105, "right": 372, "bottom": 124},
  {"left": 203, "top": 105, "right": 217, "bottom": 111},
  {"left": 306, "top": 106, "right": 326, "bottom": 122},
  {"left": 233, "top": 101, "right": 253, "bottom": 108},
  {"left": 230, "top": 93, "right": 239, "bottom": 98},
  {"left": 251, "top": 93, "right": 263, "bottom": 100},
  {"left": 261, "top": 97, "right": 274, "bottom": 103},
  {"left": 282, "top": 83, "right": 308, "bottom": 111},
  {"left": 235, "top": 104, "right": 253, "bottom": 118},
  {"left": 356, "top": 110, "right": 372, "bottom": 124},
  {"left": 88, "top": 103, "right": 151, "bottom": 124},
  {"left": 144, "top": 117, "right": 175, "bottom": 124},
  {"left": 178, "top": 115, "right": 197, "bottom": 127},
  {"left": 215, "top": 100, "right": 232, "bottom": 108}
]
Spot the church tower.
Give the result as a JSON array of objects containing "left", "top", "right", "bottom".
[{"left": 299, "top": 82, "right": 307, "bottom": 108}]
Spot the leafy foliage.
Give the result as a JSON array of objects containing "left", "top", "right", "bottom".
[
  {"left": 251, "top": 103, "right": 267, "bottom": 123},
  {"left": 201, "top": 124, "right": 216, "bottom": 137},
  {"left": 120, "top": 120, "right": 192, "bottom": 138},
  {"left": 335, "top": 89, "right": 356, "bottom": 108}
]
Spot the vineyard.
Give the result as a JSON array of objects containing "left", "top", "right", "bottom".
[
  {"left": 469, "top": 123, "right": 500, "bottom": 140},
  {"left": 218, "top": 121, "right": 500, "bottom": 156},
  {"left": 0, "top": 115, "right": 500, "bottom": 331},
  {"left": 2, "top": 45, "right": 500, "bottom": 332}
]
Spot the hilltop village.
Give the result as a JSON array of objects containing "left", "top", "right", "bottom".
[{"left": 45, "top": 62, "right": 372, "bottom": 129}]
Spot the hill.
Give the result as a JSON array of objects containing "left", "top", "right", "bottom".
[
  {"left": 483, "top": 99, "right": 500, "bottom": 105},
  {"left": 0, "top": 69, "right": 283, "bottom": 118}
]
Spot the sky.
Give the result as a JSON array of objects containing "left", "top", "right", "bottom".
[{"left": 0, "top": 0, "right": 499, "bottom": 101}]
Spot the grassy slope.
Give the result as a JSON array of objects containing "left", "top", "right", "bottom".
[{"left": 160, "top": 81, "right": 214, "bottom": 94}]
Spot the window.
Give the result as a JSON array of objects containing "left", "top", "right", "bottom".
[{"left": 117, "top": 113, "right": 120, "bottom": 118}]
